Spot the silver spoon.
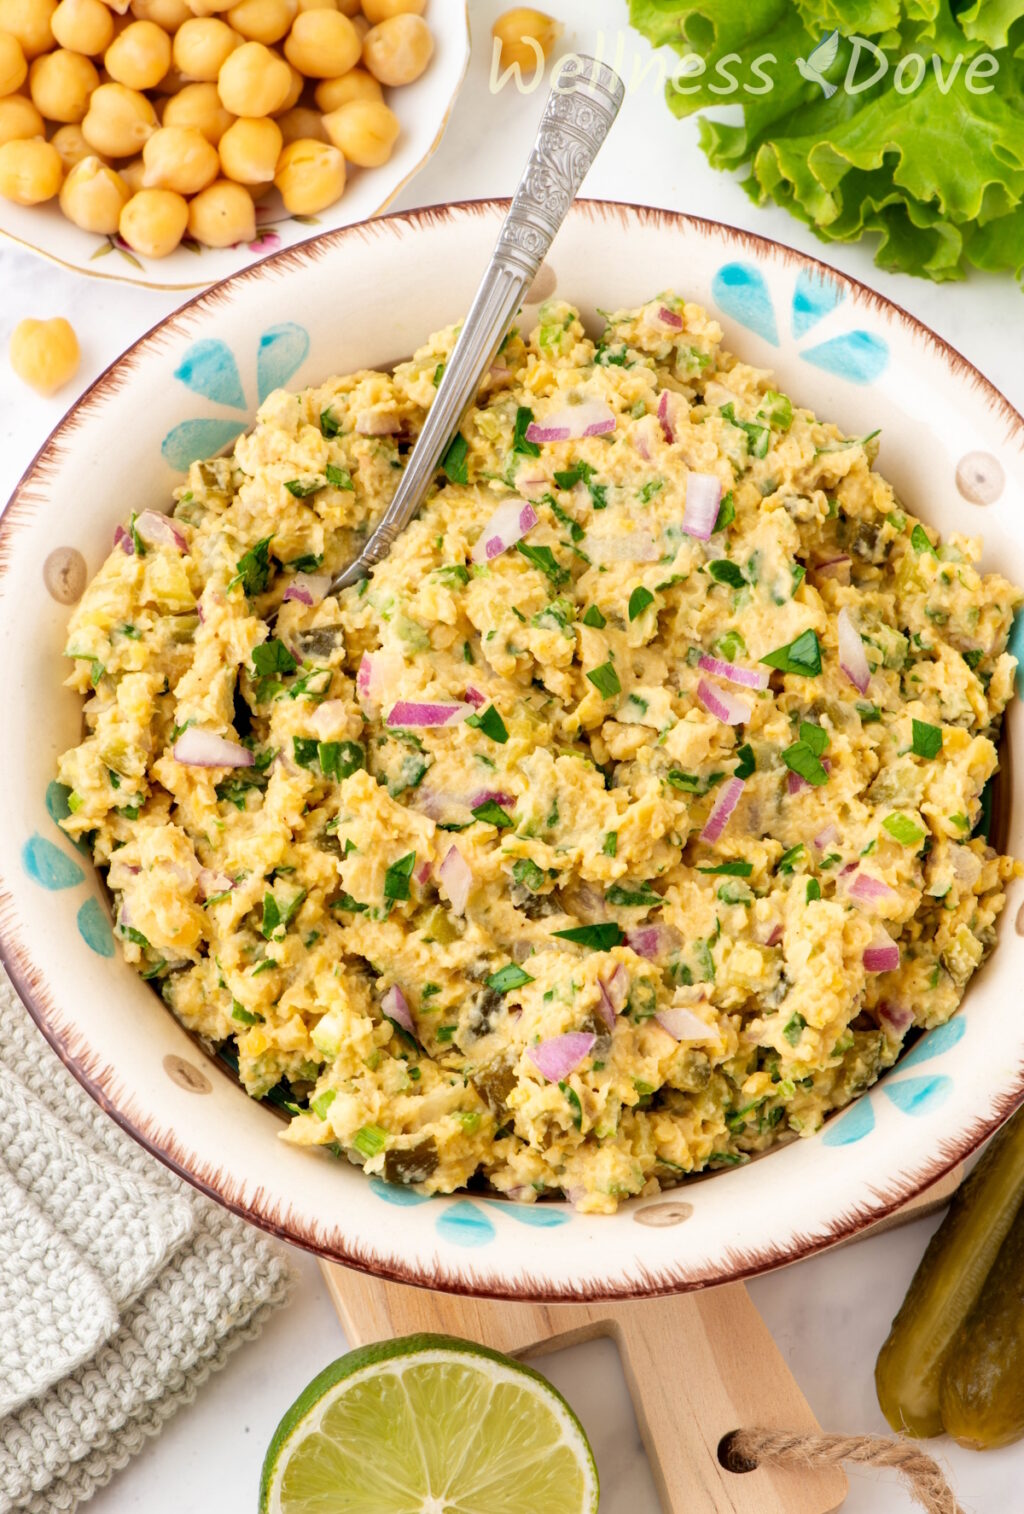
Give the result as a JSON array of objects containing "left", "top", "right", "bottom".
[{"left": 327, "top": 54, "right": 625, "bottom": 594}]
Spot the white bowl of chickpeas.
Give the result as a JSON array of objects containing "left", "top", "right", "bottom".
[{"left": 0, "top": 0, "right": 468, "bottom": 287}]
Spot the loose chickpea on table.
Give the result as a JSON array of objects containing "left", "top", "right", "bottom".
[{"left": 0, "top": 0, "right": 435, "bottom": 258}]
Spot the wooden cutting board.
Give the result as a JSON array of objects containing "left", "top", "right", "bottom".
[{"left": 321, "top": 1165, "right": 960, "bottom": 1514}]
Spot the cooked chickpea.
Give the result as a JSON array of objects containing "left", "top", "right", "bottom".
[
  {"left": 492, "top": 8, "right": 561, "bottom": 74},
  {"left": 50, "top": 120, "right": 90, "bottom": 167},
  {"left": 0, "top": 0, "right": 56, "bottom": 62},
  {"left": 50, "top": 0, "right": 112, "bottom": 53},
  {"left": 275, "top": 57, "right": 301, "bottom": 107},
  {"left": 161, "top": 77, "right": 232, "bottom": 139},
  {"left": 81, "top": 80, "right": 157, "bottom": 155},
  {"left": 58, "top": 152, "right": 129, "bottom": 230},
  {"left": 217, "top": 110, "right": 277, "bottom": 179},
  {"left": 322, "top": 96, "right": 395, "bottom": 166},
  {"left": 28, "top": 48, "right": 98, "bottom": 120},
  {"left": 118, "top": 184, "right": 187, "bottom": 254},
  {"left": 142, "top": 119, "right": 217, "bottom": 188},
  {"left": 0, "top": 29, "right": 26, "bottom": 93},
  {"left": 283, "top": 8, "right": 358, "bottom": 76},
  {"left": 273, "top": 134, "right": 342, "bottom": 212},
  {"left": 154, "top": 61, "right": 188, "bottom": 91},
  {"left": 10, "top": 316, "right": 79, "bottom": 394},
  {"left": 172, "top": 16, "right": 238, "bottom": 78},
  {"left": 183, "top": 0, "right": 235, "bottom": 15},
  {"left": 335, "top": 0, "right": 358, "bottom": 12},
  {"left": 294, "top": 0, "right": 336, "bottom": 11},
  {"left": 216, "top": 39, "right": 289, "bottom": 114},
  {"left": 117, "top": 152, "right": 144, "bottom": 188},
  {"left": 0, "top": 90, "right": 42, "bottom": 141},
  {"left": 104, "top": 19, "right": 171, "bottom": 89},
  {"left": 361, "top": 12, "right": 430, "bottom": 86},
  {"left": 360, "top": 0, "right": 422, "bottom": 21},
  {"left": 312, "top": 63, "right": 377, "bottom": 110},
  {"left": 0, "top": 134, "right": 61, "bottom": 200},
  {"left": 226, "top": 0, "right": 292, "bottom": 44},
  {"left": 130, "top": 0, "right": 190, "bottom": 29},
  {"left": 274, "top": 101, "right": 321, "bottom": 141},
  {"left": 186, "top": 174, "right": 252, "bottom": 243}
]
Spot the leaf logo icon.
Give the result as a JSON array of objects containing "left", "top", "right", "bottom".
[{"left": 796, "top": 29, "right": 841, "bottom": 98}]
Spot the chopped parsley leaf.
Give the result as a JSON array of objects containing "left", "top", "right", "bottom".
[
  {"left": 487, "top": 963, "right": 534, "bottom": 994},
  {"left": 471, "top": 799, "right": 513, "bottom": 828},
  {"left": 698, "top": 860, "right": 752, "bottom": 877},
  {"left": 761, "top": 628, "right": 821, "bottom": 677},
  {"left": 383, "top": 851, "right": 417, "bottom": 901},
  {"left": 466, "top": 704, "right": 508, "bottom": 743},
  {"left": 628, "top": 585, "right": 654, "bottom": 621},
  {"left": 581, "top": 604, "right": 606, "bottom": 628},
  {"left": 586, "top": 661, "right": 621, "bottom": 699},
  {"left": 512, "top": 406, "right": 540, "bottom": 457},
  {"left": 442, "top": 433, "right": 469, "bottom": 485},
  {"left": 911, "top": 719, "right": 943, "bottom": 760},
  {"left": 552, "top": 923, "right": 624, "bottom": 950}
]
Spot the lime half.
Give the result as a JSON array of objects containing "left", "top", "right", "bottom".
[{"left": 259, "top": 1332, "right": 599, "bottom": 1514}]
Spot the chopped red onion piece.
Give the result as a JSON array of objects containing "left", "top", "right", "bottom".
[
  {"left": 356, "top": 650, "right": 403, "bottom": 705},
  {"left": 135, "top": 510, "right": 188, "bottom": 553},
  {"left": 283, "top": 572, "right": 331, "bottom": 606},
  {"left": 598, "top": 963, "right": 629, "bottom": 1026},
  {"left": 864, "top": 934, "right": 900, "bottom": 973},
  {"left": 525, "top": 398, "right": 616, "bottom": 445},
  {"left": 471, "top": 498, "right": 538, "bottom": 564},
  {"left": 700, "top": 777, "right": 745, "bottom": 843},
  {"left": 515, "top": 472, "right": 550, "bottom": 500},
  {"left": 848, "top": 870, "right": 895, "bottom": 903},
  {"left": 625, "top": 924, "right": 681, "bottom": 960},
  {"left": 387, "top": 701, "right": 474, "bottom": 728},
  {"left": 838, "top": 607, "right": 870, "bottom": 694},
  {"left": 682, "top": 473, "right": 722, "bottom": 541},
  {"left": 414, "top": 861, "right": 431, "bottom": 885},
  {"left": 697, "top": 678, "right": 752, "bottom": 726},
  {"left": 814, "top": 823, "right": 840, "bottom": 850},
  {"left": 381, "top": 984, "right": 415, "bottom": 1035},
  {"left": 113, "top": 523, "right": 134, "bottom": 555},
  {"left": 696, "top": 654, "right": 768, "bottom": 692},
  {"left": 634, "top": 427, "right": 651, "bottom": 461},
  {"left": 528, "top": 1031, "right": 596, "bottom": 1083},
  {"left": 764, "top": 923, "right": 784, "bottom": 947},
  {"left": 464, "top": 685, "right": 485, "bottom": 708},
  {"left": 439, "top": 845, "right": 472, "bottom": 914},
  {"left": 173, "top": 728, "right": 254, "bottom": 768},
  {"left": 658, "top": 305, "right": 684, "bottom": 330},
  {"left": 655, "top": 1006, "right": 711, "bottom": 1041},
  {"left": 355, "top": 411, "right": 402, "bottom": 436},
  {"left": 879, "top": 1001, "right": 913, "bottom": 1033}
]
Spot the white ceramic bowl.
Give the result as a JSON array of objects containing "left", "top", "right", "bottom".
[
  {"left": 0, "top": 1, "right": 469, "bottom": 291},
  {"left": 3, "top": 201, "right": 1023, "bottom": 1300}
]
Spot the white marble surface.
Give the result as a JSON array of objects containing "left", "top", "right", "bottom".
[{"left": 1, "top": 2, "right": 1022, "bottom": 1510}]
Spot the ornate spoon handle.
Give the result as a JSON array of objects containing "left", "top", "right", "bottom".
[{"left": 328, "top": 55, "right": 624, "bottom": 592}]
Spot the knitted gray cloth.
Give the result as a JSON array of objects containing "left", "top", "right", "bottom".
[{"left": 0, "top": 967, "right": 292, "bottom": 1512}]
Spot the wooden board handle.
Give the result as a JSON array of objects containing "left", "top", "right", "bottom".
[{"left": 321, "top": 1265, "right": 847, "bottom": 1514}]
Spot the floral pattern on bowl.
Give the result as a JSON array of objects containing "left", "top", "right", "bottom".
[{"left": 2, "top": 200, "right": 1022, "bottom": 1298}]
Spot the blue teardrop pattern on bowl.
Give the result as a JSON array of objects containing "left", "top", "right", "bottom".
[
  {"left": 792, "top": 270, "right": 844, "bottom": 338},
  {"left": 483, "top": 1199, "right": 570, "bottom": 1228},
  {"left": 162, "top": 419, "right": 247, "bottom": 473},
  {"left": 896, "top": 1015, "right": 966, "bottom": 1072},
  {"left": 173, "top": 340, "right": 246, "bottom": 410},
  {"left": 883, "top": 1075, "right": 953, "bottom": 1118},
  {"left": 435, "top": 1200, "right": 497, "bottom": 1248},
  {"left": 77, "top": 897, "right": 114, "bottom": 957},
  {"left": 22, "top": 834, "right": 85, "bottom": 890},
  {"left": 711, "top": 263, "right": 780, "bottom": 346},
  {"left": 257, "top": 324, "right": 310, "bottom": 403},
  {"left": 368, "top": 1176, "right": 431, "bottom": 1207},
  {"left": 822, "top": 1096, "right": 876, "bottom": 1146},
  {"left": 800, "top": 331, "right": 889, "bottom": 385}
]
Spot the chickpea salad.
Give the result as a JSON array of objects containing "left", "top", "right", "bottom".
[{"left": 58, "top": 294, "right": 1021, "bottom": 1213}]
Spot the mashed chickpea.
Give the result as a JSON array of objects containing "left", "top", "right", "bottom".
[{"left": 56, "top": 295, "right": 1022, "bottom": 1213}]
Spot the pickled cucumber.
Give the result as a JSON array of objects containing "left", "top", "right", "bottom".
[
  {"left": 940, "top": 1202, "right": 1024, "bottom": 1449},
  {"left": 875, "top": 1108, "right": 1024, "bottom": 1437}
]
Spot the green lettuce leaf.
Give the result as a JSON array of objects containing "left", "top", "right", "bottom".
[{"left": 628, "top": 0, "right": 1024, "bottom": 288}]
